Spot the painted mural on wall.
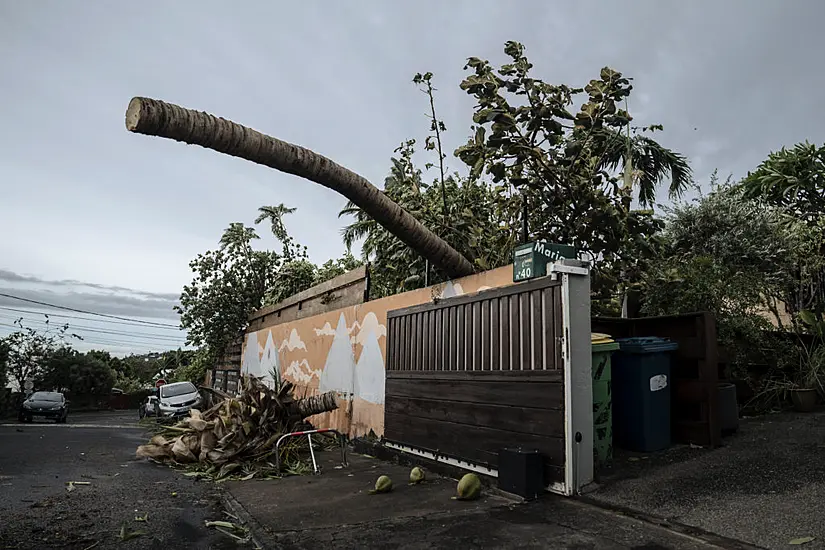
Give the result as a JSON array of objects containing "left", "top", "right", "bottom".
[{"left": 240, "top": 265, "right": 514, "bottom": 438}]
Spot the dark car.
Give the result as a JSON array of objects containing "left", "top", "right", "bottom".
[{"left": 19, "top": 391, "right": 68, "bottom": 423}]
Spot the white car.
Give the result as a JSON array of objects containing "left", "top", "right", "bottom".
[
  {"left": 155, "top": 382, "right": 202, "bottom": 418},
  {"left": 138, "top": 395, "right": 159, "bottom": 419}
]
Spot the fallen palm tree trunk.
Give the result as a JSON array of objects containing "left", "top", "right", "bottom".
[
  {"left": 136, "top": 375, "right": 340, "bottom": 479},
  {"left": 124, "top": 97, "right": 475, "bottom": 278}
]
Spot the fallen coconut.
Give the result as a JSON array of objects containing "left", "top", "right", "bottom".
[
  {"left": 369, "top": 475, "right": 393, "bottom": 494},
  {"left": 409, "top": 466, "right": 426, "bottom": 485},
  {"left": 452, "top": 473, "right": 482, "bottom": 501}
]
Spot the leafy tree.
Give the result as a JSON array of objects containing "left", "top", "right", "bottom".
[
  {"left": 255, "top": 204, "right": 306, "bottom": 260},
  {"left": 738, "top": 141, "right": 825, "bottom": 313},
  {"left": 341, "top": 43, "right": 688, "bottom": 303},
  {"left": 178, "top": 201, "right": 353, "bottom": 362},
  {"left": 3, "top": 317, "right": 77, "bottom": 393},
  {"left": 176, "top": 222, "right": 282, "bottom": 359},
  {"left": 641, "top": 172, "right": 818, "bottom": 377},
  {"left": 455, "top": 41, "right": 689, "bottom": 306},
  {"left": 38, "top": 348, "right": 115, "bottom": 396},
  {"left": 0, "top": 337, "right": 8, "bottom": 380},
  {"left": 739, "top": 141, "right": 825, "bottom": 225},
  {"left": 315, "top": 253, "right": 363, "bottom": 284},
  {"left": 171, "top": 347, "right": 212, "bottom": 385},
  {"left": 265, "top": 259, "right": 318, "bottom": 305}
]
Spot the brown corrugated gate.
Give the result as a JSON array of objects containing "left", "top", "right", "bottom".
[{"left": 383, "top": 277, "right": 568, "bottom": 485}]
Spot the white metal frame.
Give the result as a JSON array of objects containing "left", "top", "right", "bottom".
[{"left": 550, "top": 260, "right": 593, "bottom": 496}]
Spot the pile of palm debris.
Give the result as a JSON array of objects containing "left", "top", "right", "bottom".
[{"left": 136, "top": 375, "right": 340, "bottom": 480}]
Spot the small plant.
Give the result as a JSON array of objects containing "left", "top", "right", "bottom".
[{"left": 794, "top": 310, "right": 825, "bottom": 396}]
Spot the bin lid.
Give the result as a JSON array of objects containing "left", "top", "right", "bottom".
[
  {"left": 616, "top": 336, "right": 679, "bottom": 354},
  {"left": 591, "top": 333, "right": 620, "bottom": 352}
]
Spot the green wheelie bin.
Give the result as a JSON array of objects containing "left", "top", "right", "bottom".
[{"left": 591, "top": 333, "right": 620, "bottom": 468}]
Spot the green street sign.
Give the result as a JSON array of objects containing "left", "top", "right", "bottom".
[{"left": 513, "top": 241, "right": 577, "bottom": 282}]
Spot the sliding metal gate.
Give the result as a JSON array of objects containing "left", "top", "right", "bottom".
[{"left": 383, "top": 261, "right": 592, "bottom": 495}]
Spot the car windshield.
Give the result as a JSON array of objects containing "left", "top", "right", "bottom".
[
  {"left": 160, "top": 383, "right": 197, "bottom": 398},
  {"left": 30, "top": 392, "right": 61, "bottom": 402}
]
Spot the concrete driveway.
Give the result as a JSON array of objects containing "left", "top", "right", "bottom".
[
  {"left": 225, "top": 451, "right": 749, "bottom": 549},
  {"left": 590, "top": 410, "right": 825, "bottom": 550}
]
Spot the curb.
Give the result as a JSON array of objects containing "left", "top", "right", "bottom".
[
  {"left": 221, "top": 489, "right": 271, "bottom": 549},
  {"left": 576, "top": 496, "right": 766, "bottom": 550}
]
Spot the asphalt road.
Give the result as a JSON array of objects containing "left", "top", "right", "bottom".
[{"left": 0, "top": 411, "right": 241, "bottom": 550}]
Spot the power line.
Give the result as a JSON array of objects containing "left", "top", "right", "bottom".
[
  {"left": 0, "top": 305, "right": 183, "bottom": 331},
  {"left": 0, "top": 320, "right": 184, "bottom": 347},
  {"left": 0, "top": 292, "right": 180, "bottom": 329},
  {"left": 0, "top": 322, "right": 183, "bottom": 351},
  {"left": 0, "top": 312, "right": 185, "bottom": 343}
]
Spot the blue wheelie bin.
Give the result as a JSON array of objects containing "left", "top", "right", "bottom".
[{"left": 612, "top": 337, "right": 679, "bottom": 453}]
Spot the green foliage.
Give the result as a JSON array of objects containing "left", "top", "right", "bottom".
[
  {"left": 37, "top": 348, "right": 115, "bottom": 396},
  {"left": 455, "top": 42, "right": 689, "bottom": 304},
  {"left": 179, "top": 200, "right": 366, "bottom": 362},
  {"left": 341, "top": 139, "right": 513, "bottom": 298},
  {"left": 113, "top": 372, "right": 144, "bottom": 393},
  {"left": 0, "top": 337, "right": 8, "bottom": 380},
  {"left": 2, "top": 317, "right": 77, "bottom": 392},
  {"left": 341, "top": 71, "right": 515, "bottom": 298},
  {"left": 738, "top": 141, "right": 825, "bottom": 314},
  {"left": 641, "top": 172, "right": 818, "bottom": 381},
  {"left": 176, "top": 221, "right": 283, "bottom": 358},
  {"left": 265, "top": 259, "right": 318, "bottom": 305},
  {"left": 795, "top": 310, "right": 825, "bottom": 393},
  {"left": 171, "top": 348, "right": 212, "bottom": 385},
  {"left": 740, "top": 141, "right": 825, "bottom": 225},
  {"left": 342, "top": 42, "right": 689, "bottom": 302},
  {"left": 315, "top": 254, "right": 363, "bottom": 284},
  {"left": 255, "top": 204, "right": 307, "bottom": 260}
]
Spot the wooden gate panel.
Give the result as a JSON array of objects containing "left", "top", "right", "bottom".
[{"left": 384, "top": 278, "right": 567, "bottom": 484}]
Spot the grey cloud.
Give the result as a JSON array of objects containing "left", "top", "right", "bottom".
[
  {"left": 0, "top": 272, "right": 180, "bottom": 322},
  {"left": 0, "top": 288, "right": 179, "bottom": 322},
  {"left": 0, "top": 269, "right": 179, "bottom": 302}
]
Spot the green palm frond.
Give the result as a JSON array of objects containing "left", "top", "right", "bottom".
[
  {"left": 254, "top": 204, "right": 297, "bottom": 242},
  {"left": 597, "top": 130, "right": 693, "bottom": 206}
]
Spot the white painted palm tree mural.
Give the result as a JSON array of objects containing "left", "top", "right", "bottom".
[
  {"left": 259, "top": 331, "right": 280, "bottom": 387},
  {"left": 352, "top": 311, "right": 386, "bottom": 404},
  {"left": 242, "top": 331, "right": 262, "bottom": 377},
  {"left": 318, "top": 312, "right": 357, "bottom": 399}
]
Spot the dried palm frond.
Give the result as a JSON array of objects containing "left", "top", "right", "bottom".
[{"left": 136, "top": 375, "right": 340, "bottom": 480}]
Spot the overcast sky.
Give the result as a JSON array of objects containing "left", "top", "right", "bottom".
[{"left": 2, "top": 0, "right": 824, "bottom": 354}]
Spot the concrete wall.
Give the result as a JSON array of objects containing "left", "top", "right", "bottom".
[
  {"left": 240, "top": 264, "right": 516, "bottom": 438},
  {"left": 247, "top": 265, "right": 369, "bottom": 333}
]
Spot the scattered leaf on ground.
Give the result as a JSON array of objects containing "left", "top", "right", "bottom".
[
  {"left": 134, "top": 513, "right": 149, "bottom": 522},
  {"left": 118, "top": 523, "right": 146, "bottom": 542},
  {"left": 789, "top": 537, "right": 816, "bottom": 545},
  {"left": 205, "top": 520, "right": 250, "bottom": 542}
]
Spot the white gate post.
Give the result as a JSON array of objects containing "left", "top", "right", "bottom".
[{"left": 551, "top": 259, "right": 593, "bottom": 496}]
